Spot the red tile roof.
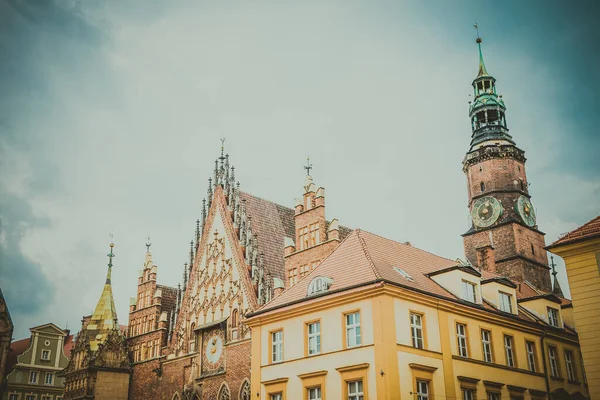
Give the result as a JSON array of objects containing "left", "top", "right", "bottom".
[{"left": 548, "top": 215, "right": 600, "bottom": 248}]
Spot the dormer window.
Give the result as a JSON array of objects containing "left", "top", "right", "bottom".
[
  {"left": 499, "top": 292, "right": 513, "bottom": 313},
  {"left": 393, "top": 267, "right": 414, "bottom": 281},
  {"left": 462, "top": 280, "right": 477, "bottom": 303},
  {"left": 307, "top": 277, "right": 333, "bottom": 296},
  {"left": 547, "top": 307, "right": 559, "bottom": 327}
]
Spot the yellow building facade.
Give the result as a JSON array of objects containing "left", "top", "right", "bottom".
[
  {"left": 548, "top": 216, "right": 600, "bottom": 399},
  {"left": 247, "top": 230, "right": 590, "bottom": 400}
]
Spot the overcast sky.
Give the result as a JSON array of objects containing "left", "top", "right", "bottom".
[{"left": 1, "top": 0, "right": 599, "bottom": 339}]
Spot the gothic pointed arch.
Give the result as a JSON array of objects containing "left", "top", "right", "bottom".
[
  {"left": 218, "top": 382, "right": 231, "bottom": 400},
  {"left": 239, "top": 379, "right": 251, "bottom": 400},
  {"left": 171, "top": 392, "right": 181, "bottom": 400}
]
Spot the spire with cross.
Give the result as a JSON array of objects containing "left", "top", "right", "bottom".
[
  {"left": 304, "top": 156, "right": 313, "bottom": 176},
  {"left": 145, "top": 237, "right": 152, "bottom": 253}
]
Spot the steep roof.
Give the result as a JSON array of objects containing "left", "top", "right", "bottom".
[
  {"left": 548, "top": 215, "right": 600, "bottom": 248},
  {"left": 256, "top": 229, "right": 457, "bottom": 312},
  {"left": 239, "top": 191, "right": 351, "bottom": 282}
]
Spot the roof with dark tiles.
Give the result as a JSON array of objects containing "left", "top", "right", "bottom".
[
  {"left": 239, "top": 191, "right": 351, "bottom": 282},
  {"left": 548, "top": 215, "right": 600, "bottom": 248}
]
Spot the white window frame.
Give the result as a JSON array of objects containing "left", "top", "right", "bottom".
[
  {"left": 548, "top": 346, "right": 559, "bottom": 377},
  {"left": 481, "top": 330, "right": 492, "bottom": 363},
  {"left": 462, "top": 280, "right": 477, "bottom": 303},
  {"left": 345, "top": 312, "right": 361, "bottom": 348},
  {"left": 499, "top": 292, "right": 513, "bottom": 313},
  {"left": 547, "top": 307, "right": 559, "bottom": 327},
  {"left": 487, "top": 393, "right": 500, "bottom": 400},
  {"left": 9, "top": 394, "right": 20, "bottom": 400},
  {"left": 41, "top": 349, "right": 51, "bottom": 361},
  {"left": 565, "top": 350, "right": 576, "bottom": 381},
  {"left": 526, "top": 341, "right": 536, "bottom": 372},
  {"left": 271, "top": 330, "right": 283, "bottom": 363},
  {"left": 25, "top": 395, "right": 35, "bottom": 400},
  {"left": 44, "top": 372, "right": 54, "bottom": 385},
  {"left": 308, "top": 386, "right": 322, "bottom": 400},
  {"left": 417, "top": 380, "right": 429, "bottom": 400},
  {"left": 411, "top": 313, "right": 424, "bottom": 349},
  {"left": 457, "top": 323, "right": 468, "bottom": 357},
  {"left": 307, "top": 321, "right": 321, "bottom": 355},
  {"left": 504, "top": 335, "right": 515, "bottom": 367},
  {"left": 348, "top": 380, "right": 364, "bottom": 400},
  {"left": 29, "top": 370, "right": 39, "bottom": 384},
  {"left": 270, "top": 393, "right": 282, "bottom": 400},
  {"left": 463, "top": 389, "right": 475, "bottom": 400}
]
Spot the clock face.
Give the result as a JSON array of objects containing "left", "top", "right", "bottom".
[
  {"left": 515, "top": 195, "right": 536, "bottom": 227},
  {"left": 471, "top": 196, "right": 503, "bottom": 228},
  {"left": 204, "top": 330, "right": 224, "bottom": 367}
]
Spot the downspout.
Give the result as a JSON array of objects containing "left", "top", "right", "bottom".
[{"left": 540, "top": 330, "right": 551, "bottom": 399}]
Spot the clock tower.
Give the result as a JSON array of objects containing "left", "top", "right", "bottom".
[{"left": 462, "top": 35, "right": 552, "bottom": 291}]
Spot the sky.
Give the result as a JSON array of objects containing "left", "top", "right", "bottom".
[{"left": 0, "top": 0, "right": 599, "bottom": 340}]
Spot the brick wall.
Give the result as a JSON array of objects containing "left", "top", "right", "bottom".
[{"left": 466, "top": 157, "right": 528, "bottom": 203}]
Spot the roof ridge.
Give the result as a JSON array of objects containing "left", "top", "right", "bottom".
[
  {"left": 356, "top": 229, "right": 382, "bottom": 279},
  {"left": 240, "top": 190, "right": 294, "bottom": 213},
  {"left": 358, "top": 229, "right": 456, "bottom": 263}
]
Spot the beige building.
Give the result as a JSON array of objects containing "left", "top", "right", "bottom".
[
  {"left": 4, "top": 323, "right": 72, "bottom": 400},
  {"left": 548, "top": 215, "right": 600, "bottom": 399},
  {"left": 247, "top": 230, "right": 589, "bottom": 400}
]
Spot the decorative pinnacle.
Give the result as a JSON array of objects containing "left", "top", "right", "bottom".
[
  {"left": 473, "top": 23, "right": 489, "bottom": 78},
  {"left": 219, "top": 138, "right": 226, "bottom": 162},
  {"left": 145, "top": 237, "right": 152, "bottom": 253},
  {"left": 106, "top": 236, "right": 115, "bottom": 284},
  {"left": 550, "top": 256, "right": 558, "bottom": 277},
  {"left": 304, "top": 156, "right": 313, "bottom": 176},
  {"left": 474, "top": 23, "right": 481, "bottom": 42}
]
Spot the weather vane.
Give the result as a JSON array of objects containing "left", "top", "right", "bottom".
[
  {"left": 108, "top": 232, "right": 115, "bottom": 267},
  {"left": 145, "top": 237, "right": 152, "bottom": 252},
  {"left": 304, "top": 156, "right": 313, "bottom": 176},
  {"left": 474, "top": 23, "right": 482, "bottom": 43},
  {"left": 219, "top": 138, "right": 226, "bottom": 161}
]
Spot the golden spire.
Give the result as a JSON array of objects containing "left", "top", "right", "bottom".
[{"left": 86, "top": 238, "right": 120, "bottom": 351}]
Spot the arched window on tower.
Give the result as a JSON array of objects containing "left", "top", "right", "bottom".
[
  {"left": 219, "top": 384, "right": 231, "bottom": 400},
  {"left": 531, "top": 244, "right": 535, "bottom": 256},
  {"left": 480, "top": 182, "right": 485, "bottom": 192},
  {"left": 189, "top": 323, "right": 196, "bottom": 352},
  {"left": 239, "top": 380, "right": 251, "bottom": 400},
  {"left": 520, "top": 180, "right": 525, "bottom": 191},
  {"left": 231, "top": 309, "right": 239, "bottom": 340}
]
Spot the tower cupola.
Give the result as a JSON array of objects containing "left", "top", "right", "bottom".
[{"left": 468, "top": 36, "right": 513, "bottom": 150}]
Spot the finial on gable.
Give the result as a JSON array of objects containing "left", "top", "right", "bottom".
[
  {"left": 145, "top": 237, "right": 152, "bottom": 253},
  {"left": 304, "top": 156, "right": 313, "bottom": 177}
]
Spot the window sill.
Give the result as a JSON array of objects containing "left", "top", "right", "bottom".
[
  {"left": 567, "top": 380, "right": 581, "bottom": 385},
  {"left": 550, "top": 376, "right": 564, "bottom": 382}
]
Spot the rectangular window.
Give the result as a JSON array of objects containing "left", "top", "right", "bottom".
[
  {"left": 548, "top": 345, "right": 559, "bottom": 377},
  {"left": 348, "top": 380, "right": 364, "bottom": 400},
  {"left": 526, "top": 341, "right": 537, "bottom": 372},
  {"left": 416, "top": 380, "right": 429, "bottom": 400},
  {"left": 41, "top": 349, "right": 51, "bottom": 360},
  {"left": 411, "top": 313, "right": 424, "bottom": 349},
  {"left": 481, "top": 330, "right": 492, "bottom": 363},
  {"left": 310, "top": 223, "right": 320, "bottom": 246},
  {"left": 462, "top": 281, "right": 477, "bottom": 303},
  {"left": 29, "top": 370, "right": 39, "bottom": 384},
  {"left": 457, "top": 323, "right": 468, "bottom": 357},
  {"left": 41, "top": 396, "right": 52, "bottom": 400},
  {"left": 463, "top": 389, "right": 475, "bottom": 400},
  {"left": 26, "top": 396, "right": 35, "bottom": 400},
  {"left": 487, "top": 393, "right": 500, "bottom": 400},
  {"left": 345, "top": 312, "right": 361, "bottom": 348},
  {"left": 299, "top": 226, "right": 310, "bottom": 250},
  {"left": 288, "top": 268, "right": 298, "bottom": 286},
  {"left": 499, "top": 292, "right": 513, "bottom": 313},
  {"left": 45, "top": 372, "right": 54, "bottom": 385},
  {"left": 565, "top": 350, "right": 576, "bottom": 381},
  {"left": 270, "top": 393, "right": 282, "bottom": 400},
  {"left": 547, "top": 307, "right": 559, "bottom": 327},
  {"left": 271, "top": 330, "right": 283, "bottom": 363},
  {"left": 307, "top": 321, "right": 321, "bottom": 355},
  {"left": 308, "top": 387, "right": 322, "bottom": 400},
  {"left": 504, "top": 335, "right": 515, "bottom": 367},
  {"left": 9, "top": 395, "right": 19, "bottom": 400}
]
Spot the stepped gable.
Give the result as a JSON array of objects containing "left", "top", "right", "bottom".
[
  {"left": 239, "top": 191, "right": 351, "bottom": 283},
  {"left": 548, "top": 215, "right": 600, "bottom": 248}
]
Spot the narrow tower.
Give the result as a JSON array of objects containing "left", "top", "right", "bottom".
[{"left": 462, "top": 33, "right": 552, "bottom": 291}]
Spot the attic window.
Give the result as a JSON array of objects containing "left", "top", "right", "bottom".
[
  {"left": 307, "top": 276, "right": 333, "bottom": 296},
  {"left": 393, "top": 267, "right": 414, "bottom": 282}
]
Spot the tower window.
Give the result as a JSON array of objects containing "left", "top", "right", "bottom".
[
  {"left": 479, "top": 166, "right": 483, "bottom": 172},
  {"left": 480, "top": 182, "right": 485, "bottom": 192},
  {"left": 531, "top": 244, "right": 535, "bottom": 255},
  {"left": 520, "top": 180, "right": 525, "bottom": 191}
]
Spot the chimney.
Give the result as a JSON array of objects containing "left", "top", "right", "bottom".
[
  {"left": 284, "top": 237, "right": 296, "bottom": 256},
  {"left": 153, "top": 288, "right": 163, "bottom": 305},
  {"left": 273, "top": 278, "right": 285, "bottom": 298},
  {"left": 158, "top": 312, "right": 169, "bottom": 329},
  {"left": 327, "top": 218, "right": 340, "bottom": 241}
]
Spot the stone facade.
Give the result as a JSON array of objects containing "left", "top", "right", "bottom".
[{"left": 3, "top": 323, "right": 70, "bottom": 400}]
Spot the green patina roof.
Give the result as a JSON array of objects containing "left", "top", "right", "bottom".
[
  {"left": 476, "top": 40, "right": 490, "bottom": 78},
  {"left": 470, "top": 93, "right": 505, "bottom": 113}
]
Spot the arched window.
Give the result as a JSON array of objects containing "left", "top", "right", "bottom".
[
  {"left": 219, "top": 384, "right": 230, "bottom": 400},
  {"left": 239, "top": 380, "right": 251, "bottom": 400},
  {"left": 480, "top": 182, "right": 485, "bottom": 192},
  {"left": 171, "top": 392, "right": 181, "bottom": 400},
  {"left": 307, "top": 276, "right": 333, "bottom": 296},
  {"left": 231, "top": 309, "right": 238, "bottom": 328}
]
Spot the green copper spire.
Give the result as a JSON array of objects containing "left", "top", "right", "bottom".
[{"left": 476, "top": 37, "right": 489, "bottom": 78}]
